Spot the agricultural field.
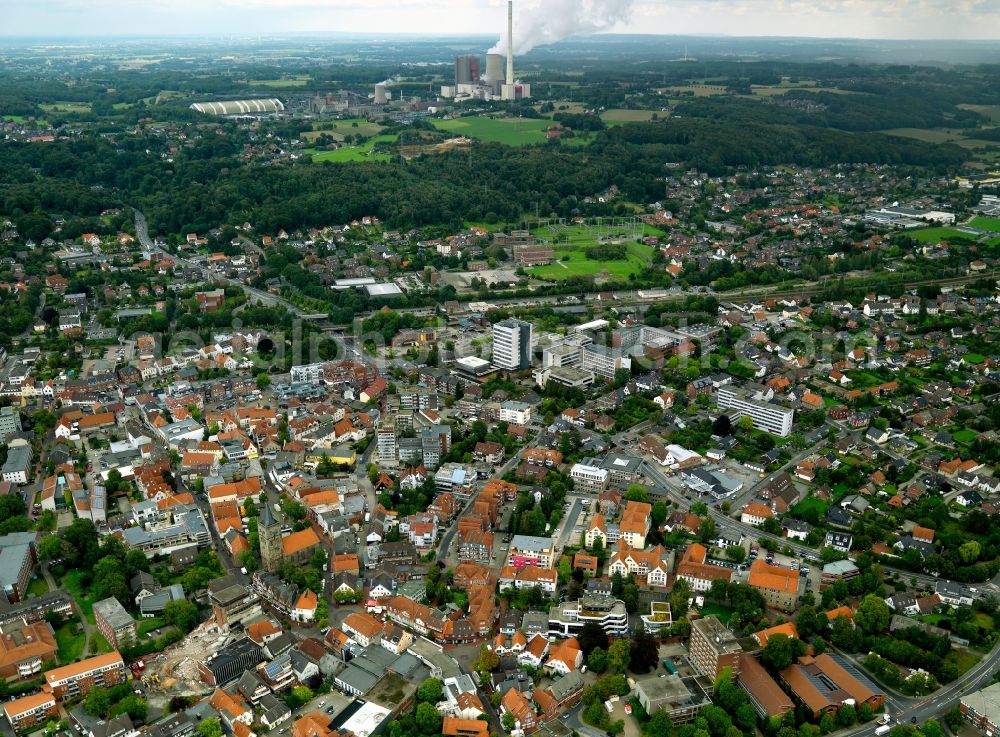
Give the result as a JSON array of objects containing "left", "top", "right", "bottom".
[
  {"left": 305, "top": 134, "right": 398, "bottom": 163},
  {"left": 601, "top": 109, "right": 658, "bottom": 125},
  {"left": 659, "top": 85, "right": 730, "bottom": 97},
  {"left": 249, "top": 75, "right": 311, "bottom": 87},
  {"left": 969, "top": 216, "right": 1000, "bottom": 232},
  {"left": 39, "top": 102, "right": 91, "bottom": 114},
  {"left": 959, "top": 104, "right": 1000, "bottom": 123},
  {"left": 433, "top": 116, "right": 553, "bottom": 146}
]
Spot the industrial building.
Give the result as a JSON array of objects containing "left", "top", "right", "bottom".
[
  {"left": 441, "top": 2, "right": 531, "bottom": 101},
  {"left": 190, "top": 99, "right": 284, "bottom": 116}
]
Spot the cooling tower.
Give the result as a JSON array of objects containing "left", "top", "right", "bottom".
[
  {"left": 485, "top": 53, "right": 504, "bottom": 83},
  {"left": 374, "top": 84, "right": 388, "bottom": 105}
]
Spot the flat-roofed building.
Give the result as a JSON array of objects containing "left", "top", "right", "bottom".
[
  {"left": 94, "top": 597, "right": 136, "bottom": 649},
  {"left": 961, "top": 682, "right": 1000, "bottom": 735},
  {"left": 688, "top": 616, "right": 742, "bottom": 680},
  {"left": 0, "top": 532, "right": 37, "bottom": 604},
  {"left": 718, "top": 386, "right": 794, "bottom": 437}
]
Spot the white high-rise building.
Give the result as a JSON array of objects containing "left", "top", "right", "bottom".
[
  {"left": 717, "top": 386, "right": 794, "bottom": 437},
  {"left": 492, "top": 319, "right": 533, "bottom": 371}
]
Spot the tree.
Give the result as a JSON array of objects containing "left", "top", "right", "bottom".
[
  {"left": 796, "top": 604, "right": 819, "bottom": 639},
  {"left": 738, "top": 416, "right": 755, "bottom": 431},
  {"left": 501, "top": 713, "right": 516, "bottom": 733},
  {"left": 588, "top": 647, "right": 608, "bottom": 673},
  {"left": 855, "top": 594, "right": 891, "bottom": 635},
  {"left": 836, "top": 704, "right": 856, "bottom": 728},
  {"left": 819, "top": 713, "right": 835, "bottom": 735},
  {"left": 163, "top": 600, "right": 200, "bottom": 633},
  {"left": 761, "top": 634, "right": 795, "bottom": 671},
  {"left": 473, "top": 644, "right": 499, "bottom": 676},
  {"left": 92, "top": 557, "right": 129, "bottom": 607},
  {"left": 646, "top": 710, "right": 675, "bottom": 737},
  {"left": 578, "top": 621, "right": 610, "bottom": 656},
  {"left": 669, "top": 578, "right": 691, "bottom": 618},
  {"left": 414, "top": 702, "right": 442, "bottom": 736},
  {"left": 84, "top": 687, "right": 111, "bottom": 717},
  {"left": 38, "top": 535, "right": 63, "bottom": 560},
  {"left": 286, "top": 686, "right": 313, "bottom": 710},
  {"left": 625, "top": 485, "right": 649, "bottom": 503},
  {"left": 197, "top": 718, "right": 222, "bottom": 737},
  {"left": 856, "top": 704, "right": 874, "bottom": 723},
  {"left": 416, "top": 678, "right": 443, "bottom": 704},
  {"left": 113, "top": 695, "right": 148, "bottom": 722},
  {"left": 608, "top": 638, "right": 631, "bottom": 674},
  {"left": 712, "top": 415, "right": 732, "bottom": 436},
  {"left": 629, "top": 630, "right": 660, "bottom": 674},
  {"left": 255, "top": 373, "right": 271, "bottom": 391},
  {"left": 725, "top": 545, "right": 746, "bottom": 563},
  {"left": 959, "top": 540, "right": 981, "bottom": 564},
  {"left": 651, "top": 501, "right": 668, "bottom": 531}
]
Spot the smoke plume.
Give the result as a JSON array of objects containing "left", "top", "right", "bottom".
[{"left": 489, "top": 0, "right": 635, "bottom": 56}]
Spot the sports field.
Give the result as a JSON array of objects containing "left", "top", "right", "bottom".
[
  {"left": 307, "top": 134, "right": 398, "bottom": 163},
  {"left": 908, "top": 227, "right": 977, "bottom": 244},
  {"left": 526, "top": 223, "right": 658, "bottom": 281},
  {"left": 302, "top": 118, "right": 385, "bottom": 142},
  {"left": 969, "top": 216, "right": 1000, "bottom": 232},
  {"left": 433, "top": 117, "right": 552, "bottom": 146}
]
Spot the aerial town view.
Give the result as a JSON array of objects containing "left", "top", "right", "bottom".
[{"left": 1, "top": 5, "right": 1000, "bottom": 737}]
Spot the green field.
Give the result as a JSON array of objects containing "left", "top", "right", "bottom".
[
  {"left": 433, "top": 116, "right": 552, "bottom": 146},
  {"left": 62, "top": 570, "right": 97, "bottom": 624},
  {"left": 698, "top": 603, "right": 735, "bottom": 621},
  {"left": 90, "top": 632, "right": 111, "bottom": 654},
  {"left": 945, "top": 649, "right": 981, "bottom": 677},
  {"left": 302, "top": 118, "right": 385, "bottom": 141},
  {"left": 525, "top": 224, "right": 658, "bottom": 281},
  {"left": 40, "top": 102, "right": 92, "bottom": 114},
  {"left": 965, "top": 353, "right": 986, "bottom": 364},
  {"left": 953, "top": 428, "right": 979, "bottom": 445},
  {"left": 909, "top": 227, "right": 976, "bottom": 244},
  {"left": 27, "top": 577, "right": 48, "bottom": 597},
  {"left": 601, "top": 109, "right": 657, "bottom": 126},
  {"left": 969, "top": 216, "right": 1000, "bottom": 233},
  {"left": 790, "top": 496, "right": 829, "bottom": 520},
  {"left": 250, "top": 76, "right": 311, "bottom": 87},
  {"left": 306, "top": 134, "right": 398, "bottom": 163},
  {"left": 138, "top": 617, "right": 166, "bottom": 637},
  {"left": 55, "top": 623, "right": 86, "bottom": 663}
]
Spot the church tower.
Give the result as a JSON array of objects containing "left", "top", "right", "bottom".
[{"left": 259, "top": 503, "right": 283, "bottom": 573}]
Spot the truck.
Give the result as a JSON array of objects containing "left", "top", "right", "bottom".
[
  {"left": 875, "top": 726, "right": 891, "bottom": 736},
  {"left": 878, "top": 714, "right": 891, "bottom": 726},
  {"left": 274, "top": 502, "right": 281, "bottom": 514}
]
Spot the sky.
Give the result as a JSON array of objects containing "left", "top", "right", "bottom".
[{"left": 3, "top": 0, "right": 1000, "bottom": 41}]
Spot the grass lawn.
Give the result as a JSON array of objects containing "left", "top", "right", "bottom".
[
  {"left": 969, "top": 216, "right": 1000, "bottom": 233},
  {"left": 90, "top": 632, "right": 111, "bottom": 654},
  {"left": 698, "top": 603, "right": 735, "bottom": 621},
  {"left": 525, "top": 222, "right": 657, "bottom": 281},
  {"left": 307, "top": 134, "right": 398, "bottom": 163},
  {"left": 972, "top": 612, "right": 994, "bottom": 630},
  {"left": 965, "top": 353, "right": 986, "bottom": 364},
  {"left": 55, "top": 623, "right": 86, "bottom": 663},
  {"left": 62, "top": 570, "right": 96, "bottom": 624},
  {"left": 909, "top": 227, "right": 978, "bottom": 244},
  {"left": 791, "top": 496, "right": 829, "bottom": 519},
  {"left": 954, "top": 428, "right": 979, "bottom": 445},
  {"left": 944, "top": 649, "right": 981, "bottom": 678},
  {"left": 26, "top": 577, "right": 48, "bottom": 597},
  {"left": 301, "top": 117, "right": 385, "bottom": 141},
  {"left": 138, "top": 617, "right": 166, "bottom": 637},
  {"left": 433, "top": 116, "right": 552, "bottom": 146}
]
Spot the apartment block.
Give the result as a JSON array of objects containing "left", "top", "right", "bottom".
[{"left": 688, "top": 616, "right": 743, "bottom": 680}]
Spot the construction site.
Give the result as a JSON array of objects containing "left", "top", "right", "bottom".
[{"left": 139, "top": 619, "right": 229, "bottom": 709}]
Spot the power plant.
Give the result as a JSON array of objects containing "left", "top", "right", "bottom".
[{"left": 441, "top": 0, "right": 531, "bottom": 102}]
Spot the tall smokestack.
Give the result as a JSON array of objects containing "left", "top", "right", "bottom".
[{"left": 506, "top": 0, "right": 514, "bottom": 86}]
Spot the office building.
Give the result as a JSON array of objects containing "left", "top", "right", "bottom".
[
  {"left": 688, "top": 616, "right": 743, "bottom": 680},
  {"left": 548, "top": 594, "right": 628, "bottom": 637},
  {"left": 492, "top": 319, "right": 533, "bottom": 371},
  {"left": 717, "top": 386, "right": 794, "bottom": 437}
]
